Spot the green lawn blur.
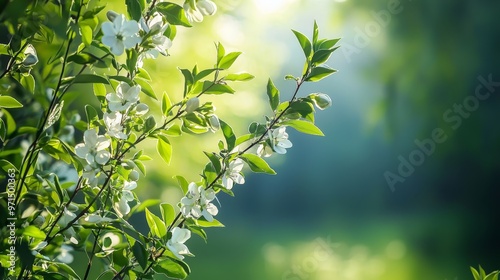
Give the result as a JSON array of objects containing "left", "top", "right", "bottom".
[{"left": 103, "top": 0, "right": 500, "bottom": 279}]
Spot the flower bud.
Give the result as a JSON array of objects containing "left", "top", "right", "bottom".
[
  {"left": 208, "top": 115, "right": 220, "bottom": 132},
  {"left": 197, "top": 0, "right": 217, "bottom": 16},
  {"left": 106, "top": 10, "right": 119, "bottom": 22},
  {"left": 129, "top": 170, "right": 140, "bottom": 181},
  {"left": 22, "top": 45, "right": 38, "bottom": 66},
  {"left": 185, "top": 97, "right": 200, "bottom": 113},
  {"left": 309, "top": 93, "right": 332, "bottom": 110}
]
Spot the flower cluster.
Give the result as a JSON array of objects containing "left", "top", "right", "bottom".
[
  {"left": 257, "top": 126, "right": 293, "bottom": 157},
  {"left": 180, "top": 182, "right": 218, "bottom": 222},
  {"left": 101, "top": 11, "right": 173, "bottom": 60}
]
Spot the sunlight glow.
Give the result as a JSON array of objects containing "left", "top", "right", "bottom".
[{"left": 252, "top": 0, "right": 297, "bottom": 14}]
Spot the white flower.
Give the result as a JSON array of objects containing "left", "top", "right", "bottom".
[
  {"left": 114, "top": 181, "right": 137, "bottom": 217},
  {"left": 257, "top": 142, "right": 274, "bottom": 158},
  {"left": 56, "top": 245, "right": 74, "bottom": 263},
  {"left": 180, "top": 183, "right": 218, "bottom": 221},
  {"left": 222, "top": 158, "right": 245, "bottom": 190},
  {"left": 166, "top": 227, "right": 191, "bottom": 260},
  {"left": 57, "top": 207, "right": 79, "bottom": 245},
  {"left": 75, "top": 129, "right": 111, "bottom": 165},
  {"left": 101, "top": 232, "right": 120, "bottom": 255},
  {"left": 104, "top": 112, "right": 127, "bottom": 139},
  {"left": 106, "top": 82, "right": 141, "bottom": 112},
  {"left": 183, "top": 1, "right": 203, "bottom": 23},
  {"left": 101, "top": 14, "right": 141, "bottom": 55},
  {"left": 197, "top": 0, "right": 217, "bottom": 16},
  {"left": 180, "top": 182, "right": 202, "bottom": 218},
  {"left": 139, "top": 13, "right": 172, "bottom": 59},
  {"left": 270, "top": 126, "right": 293, "bottom": 154}
]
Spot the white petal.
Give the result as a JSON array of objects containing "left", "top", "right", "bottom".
[
  {"left": 110, "top": 41, "right": 125, "bottom": 56},
  {"left": 101, "top": 22, "right": 116, "bottom": 36},
  {"left": 74, "top": 143, "right": 89, "bottom": 159},
  {"left": 123, "top": 35, "right": 141, "bottom": 49},
  {"left": 95, "top": 150, "right": 111, "bottom": 165},
  {"left": 121, "top": 20, "right": 139, "bottom": 36},
  {"left": 277, "top": 139, "right": 293, "bottom": 148},
  {"left": 232, "top": 173, "right": 245, "bottom": 185}
]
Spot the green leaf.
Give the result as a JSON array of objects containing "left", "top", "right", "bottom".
[
  {"left": 0, "top": 96, "right": 23, "bottom": 108},
  {"left": 311, "top": 47, "right": 338, "bottom": 66},
  {"left": 485, "top": 272, "right": 500, "bottom": 280},
  {"left": 240, "top": 153, "right": 276, "bottom": 175},
  {"left": 155, "top": 257, "right": 190, "bottom": 279},
  {"left": 305, "top": 66, "right": 337, "bottom": 82},
  {"left": 204, "top": 152, "right": 221, "bottom": 173},
  {"left": 22, "top": 225, "right": 46, "bottom": 239},
  {"left": 0, "top": 159, "right": 16, "bottom": 173},
  {"left": 68, "top": 53, "right": 97, "bottom": 65},
  {"left": 0, "top": 118, "right": 6, "bottom": 141},
  {"left": 235, "top": 133, "right": 254, "bottom": 146},
  {"left": 132, "top": 241, "right": 148, "bottom": 270},
  {"left": 93, "top": 83, "right": 106, "bottom": 98},
  {"left": 224, "top": 72, "right": 255, "bottom": 81},
  {"left": 318, "top": 38, "right": 340, "bottom": 50},
  {"left": 20, "top": 74, "right": 35, "bottom": 94},
  {"left": 195, "top": 68, "right": 216, "bottom": 81},
  {"left": 126, "top": 0, "right": 143, "bottom": 21},
  {"left": 161, "top": 92, "right": 172, "bottom": 116},
  {"left": 292, "top": 29, "right": 312, "bottom": 59},
  {"left": 266, "top": 79, "right": 280, "bottom": 111},
  {"left": 55, "top": 262, "right": 81, "bottom": 280},
  {"left": 156, "top": 135, "right": 172, "bottom": 165},
  {"left": 218, "top": 52, "right": 242, "bottom": 69},
  {"left": 471, "top": 267, "right": 480, "bottom": 280},
  {"left": 85, "top": 105, "right": 99, "bottom": 126},
  {"left": 156, "top": 2, "right": 192, "bottom": 27},
  {"left": 195, "top": 81, "right": 235, "bottom": 95},
  {"left": 135, "top": 77, "right": 157, "bottom": 100},
  {"left": 313, "top": 20, "right": 319, "bottom": 45},
  {"left": 160, "top": 203, "right": 175, "bottom": 228},
  {"left": 174, "top": 175, "right": 189, "bottom": 194},
  {"left": 216, "top": 42, "right": 225, "bottom": 65},
  {"left": 126, "top": 48, "right": 138, "bottom": 73},
  {"left": 197, "top": 218, "right": 224, "bottom": 228},
  {"left": 219, "top": 120, "right": 236, "bottom": 151},
  {"left": 79, "top": 24, "right": 93, "bottom": 46},
  {"left": 145, "top": 208, "right": 167, "bottom": 238},
  {"left": 61, "top": 74, "right": 109, "bottom": 85},
  {"left": 281, "top": 119, "right": 324, "bottom": 136},
  {"left": 0, "top": 43, "right": 9, "bottom": 55}
]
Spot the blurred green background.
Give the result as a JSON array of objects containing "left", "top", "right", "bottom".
[{"left": 88, "top": 0, "right": 500, "bottom": 279}]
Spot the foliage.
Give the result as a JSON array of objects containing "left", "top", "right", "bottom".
[
  {"left": 471, "top": 266, "right": 499, "bottom": 280},
  {"left": 0, "top": 0, "right": 339, "bottom": 279}
]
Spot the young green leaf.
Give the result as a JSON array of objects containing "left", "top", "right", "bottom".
[
  {"left": 292, "top": 29, "right": 312, "bottom": 59},
  {"left": 218, "top": 52, "right": 242, "bottom": 69},
  {"left": 160, "top": 203, "right": 176, "bottom": 228},
  {"left": 135, "top": 77, "right": 157, "bottom": 100},
  {"left": 281, "top": 119, "right": 324, "bottom": 136},
  {"left": 224, "top": 72, "right": 255, "bottom": 81},
  {"left": 156, "top": 2, "right": 192, "bottom": 27},
  {"left": 0, "top": 96, "right": 23, "bottom": 108},
  {"left": 197, "top": 218, "right": 224, "bottom": 228},
  {"left": 240, "top": 153, "right": 276, "bottom": 175},
  {"left": 61, "top": 74, "right": 109, "bottom": 85},
  {"left": 174, "top": 175, "right": 189, "bottom": 194},
  {"left": 219, "top": 120, "right": 236, "bottom": 151},
  {"left": 155, "top": 258, "right": 190, "bottom": 279},
  {"left": 145, "top": 208, "right": 167, "bottom": 238},
  {"left": 162, "top": 92, "right": 172, "bottom": 116},
  {"left": 157, "top": 135, "right": 172, "bottom": 165},
  {"left": 266, "top": 79, "right": 280, "bottom": 111},
  {"left": 305, "top": 66, "right": 337, "bottom": 82},
  {"left": 126, "top": 0, "right": 143, "bottom": 21}
]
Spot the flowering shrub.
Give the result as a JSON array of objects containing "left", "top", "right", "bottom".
[{"left": 0, "top": 0, "right": 339, "bottom": 279}]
